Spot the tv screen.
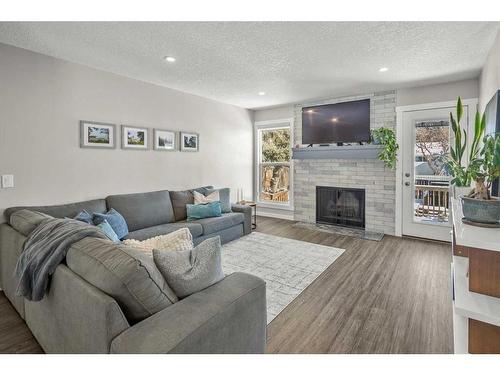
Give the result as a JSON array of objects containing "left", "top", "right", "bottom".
[
  {"left": 302, "top": 99, "right": 370, "bottom": 144},
  {"left": 484, "top": 89, "right": 499, "bottom": 197},
  {"left": 485, "top": 89, "right": 500, "bottom": 135}
]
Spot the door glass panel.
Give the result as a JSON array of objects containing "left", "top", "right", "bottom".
[{"left": 413, "top": 120, "right": 450, "bottom": 224}]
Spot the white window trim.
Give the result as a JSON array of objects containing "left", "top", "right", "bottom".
[{"left": 254, "top": 118, "right": 294, "bottom": 211}]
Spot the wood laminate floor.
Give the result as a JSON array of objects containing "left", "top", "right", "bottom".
[{"left": 0, "top": 216, "right": 452, "bottom": 354}]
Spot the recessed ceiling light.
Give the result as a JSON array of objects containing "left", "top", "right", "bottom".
[
  {"left": 331, "top": 117, "right": 338, "bottom": 122},
  {"left": 258, "top": 91, "right": 266, "bottom": 96},
  {"left": 379, "top": 67, "right": 389, "bottom": 72},
  {"left": 164, "top": 56, "right": 176, "bottom": 63}
]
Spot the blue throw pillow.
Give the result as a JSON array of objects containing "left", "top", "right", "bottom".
[
  {"left": 206, "top": 188, "right": 231, "bottom": 213},
  {"left": 96, "top": 220, "right": 120, "bottom": 243},
  {"left": 186, "top": 202, "right": 222, "bottom": 221},
  {"left": 74, "top": 210, "right": 93, "bottom": 224},
  {"left": 93, "top": 208, "right": 129, "bottom": 239}
]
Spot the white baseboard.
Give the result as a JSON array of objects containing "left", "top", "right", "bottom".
[{"left": 257, "top": 211, "right": 295, "bottom": 221}]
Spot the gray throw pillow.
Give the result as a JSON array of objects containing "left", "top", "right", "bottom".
[
  {"left": 153, "top": 236, "right": 224, "bottom": 298},
  {"left": 207, "top": 188, "right": 231, "bottom": 213}
]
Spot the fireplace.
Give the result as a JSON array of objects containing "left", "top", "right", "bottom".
[{"left": 316, "top": 186, "right": 365, "bottom": 229}]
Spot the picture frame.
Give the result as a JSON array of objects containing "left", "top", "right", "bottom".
[
  {"left": 80, "top": 120, "right": 116, "bottom": 149},
  {"left": 121, "top": 125, "right": 149, "bottom": 150},
  {"left": 180, "top": 132, "right": 199, "bottom": 152},
  {"left": 153, "top": 129, "right": 177, "bottom": 151}
]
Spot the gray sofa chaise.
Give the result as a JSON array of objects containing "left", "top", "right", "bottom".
[{"left": 0, "top": 187, "right": 266, "bottom": 354}]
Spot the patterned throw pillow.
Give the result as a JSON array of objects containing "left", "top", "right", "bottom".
[
  {"left": 123, "top": 228, "right": 194, "bottom": 254},
  {"left": 193, "top": 190, "right": 220, "bottom": 204}
]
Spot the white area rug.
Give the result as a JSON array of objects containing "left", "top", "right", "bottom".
[{"left": 222, "top": 232, "right": 345, "bottom": 323}]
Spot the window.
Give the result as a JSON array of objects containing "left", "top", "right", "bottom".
[{"left": 255, "top": 121, "right": 293, "bottom": 208}]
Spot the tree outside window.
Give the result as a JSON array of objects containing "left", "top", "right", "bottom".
[{"left": 258, "top": 126, "right": 291, "bottom": 205}]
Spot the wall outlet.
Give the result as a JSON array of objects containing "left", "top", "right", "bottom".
[{"left": 1, "top": 175, "right": 14, "bottom": 188}]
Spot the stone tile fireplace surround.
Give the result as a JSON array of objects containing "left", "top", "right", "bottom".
[{"left": 293, "top": 91, "right": 396, "bottom": 235}]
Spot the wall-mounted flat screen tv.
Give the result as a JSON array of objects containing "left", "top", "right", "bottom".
[{"left": 302, "top": 99, "right": 370, "bottom": 144}]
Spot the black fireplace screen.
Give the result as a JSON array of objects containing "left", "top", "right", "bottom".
[{"left": 316, "top": 186, "right": 365, "bottom": 228}]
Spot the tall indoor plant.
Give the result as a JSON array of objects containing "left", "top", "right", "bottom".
[
  {"left": 447, "top": 97, "right": 500, "bottom": 225},
  {"left": 447, "top": 97, "right": 477, "bottom": 196}
]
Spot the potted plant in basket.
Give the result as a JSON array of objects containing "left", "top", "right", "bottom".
[{"left": 447, "top": 97, "right": 500, "bottom": 226}]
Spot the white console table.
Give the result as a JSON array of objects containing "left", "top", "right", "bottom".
[{"left": 451, "top": 198, "right": 500, "bottom": 353}]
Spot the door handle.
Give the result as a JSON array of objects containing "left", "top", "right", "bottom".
[
  {"left": 405, "top": 172, "right": 411, "bottom": 177},
  {"left": 404, "top": 182, "right": 410, "bottom": 186}
]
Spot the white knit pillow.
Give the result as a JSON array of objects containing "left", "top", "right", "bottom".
[
  {"left": 193, "top": 190, "right": 220, "bottom": 204},
  {"left": 123, "top": 228, "right": 194, "bottom": 253}
]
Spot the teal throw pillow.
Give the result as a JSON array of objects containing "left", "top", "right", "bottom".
[{"left": 186, "top": 202, "right": 222, "bottom": 221}]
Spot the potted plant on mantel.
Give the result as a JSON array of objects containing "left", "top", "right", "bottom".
[{"left": 447, "top": 97, "right": 500, "bottom": 227}]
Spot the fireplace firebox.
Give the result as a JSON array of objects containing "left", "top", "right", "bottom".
[{"left": 316, "top": 186, "right": 365, "bottom": 229}]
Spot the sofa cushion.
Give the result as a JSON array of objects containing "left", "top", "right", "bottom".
[
  {"left": 66, "top": 237, "right": 178, "bottom": 323},
  {"left": 124, "top": 222, "right": 203, "bottom": 241},
  {"left": 9, "top": 209, "right": 53, "bottom": 237},
  {"left": 195, "top": 212, "right": 245, "bottom": 235},
  {"left": 169, "top": 186, "right": 214, "bottom": 222},
  {"left": 106, "top": 190, "right": 175, "bottom": 232},
  {"left": 4, "top": 199, "right": 107, "bottom": 222}
]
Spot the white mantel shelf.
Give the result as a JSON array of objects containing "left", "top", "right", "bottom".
[
  {"left": 292, "top": 144, "right": 382, "bottom": 160},
  {"left": 451, "top": 198, "right": 500, "bottom": 252}
]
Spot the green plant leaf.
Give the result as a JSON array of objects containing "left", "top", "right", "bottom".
[{"left": 457, "top": 97, "right": 463, "bottom": 123}]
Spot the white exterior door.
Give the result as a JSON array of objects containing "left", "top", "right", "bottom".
[{"left": 400, "top": 101, "right": 475, "bottom": 241}]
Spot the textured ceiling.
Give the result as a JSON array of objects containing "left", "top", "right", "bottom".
[{"left": 0, "top": 22, "right": 499, "bottom": 109}]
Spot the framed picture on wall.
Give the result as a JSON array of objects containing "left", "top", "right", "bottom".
[
  {"left": 154, "top": 129, "right": 177, "bottom": 151},
  {"left": 80, "top": 121, "right": 116, "bottom": 149},
  {"left": 122, "top": 125, "right": 149, "bottom": 150},
  {"left": 180, "top": 132, "right": 199, "bottom": 152}
]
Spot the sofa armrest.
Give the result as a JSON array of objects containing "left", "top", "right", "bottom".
[
  {"left": 110, "top": 272, "right": 267, "bottom": 354},
  {"left": 231, "top": 204, "right": 252, "bottom": 235}
]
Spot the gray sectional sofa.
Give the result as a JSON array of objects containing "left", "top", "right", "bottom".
[{"left": 0, "top": 187, "right": 267, "bottom": 354}]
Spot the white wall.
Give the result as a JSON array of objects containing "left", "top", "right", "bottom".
[
  {"left": 479, "top": 30, "right": 500, "bottom": 111},
  {"left": 396, "top": 78, "right": 479, "bottom": 107},
  {"left": 254, "top": 106, "right": 294, "bottom": 122},
  {"left": 0, "top": 43, "right": 254, "bottom": 222}
]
